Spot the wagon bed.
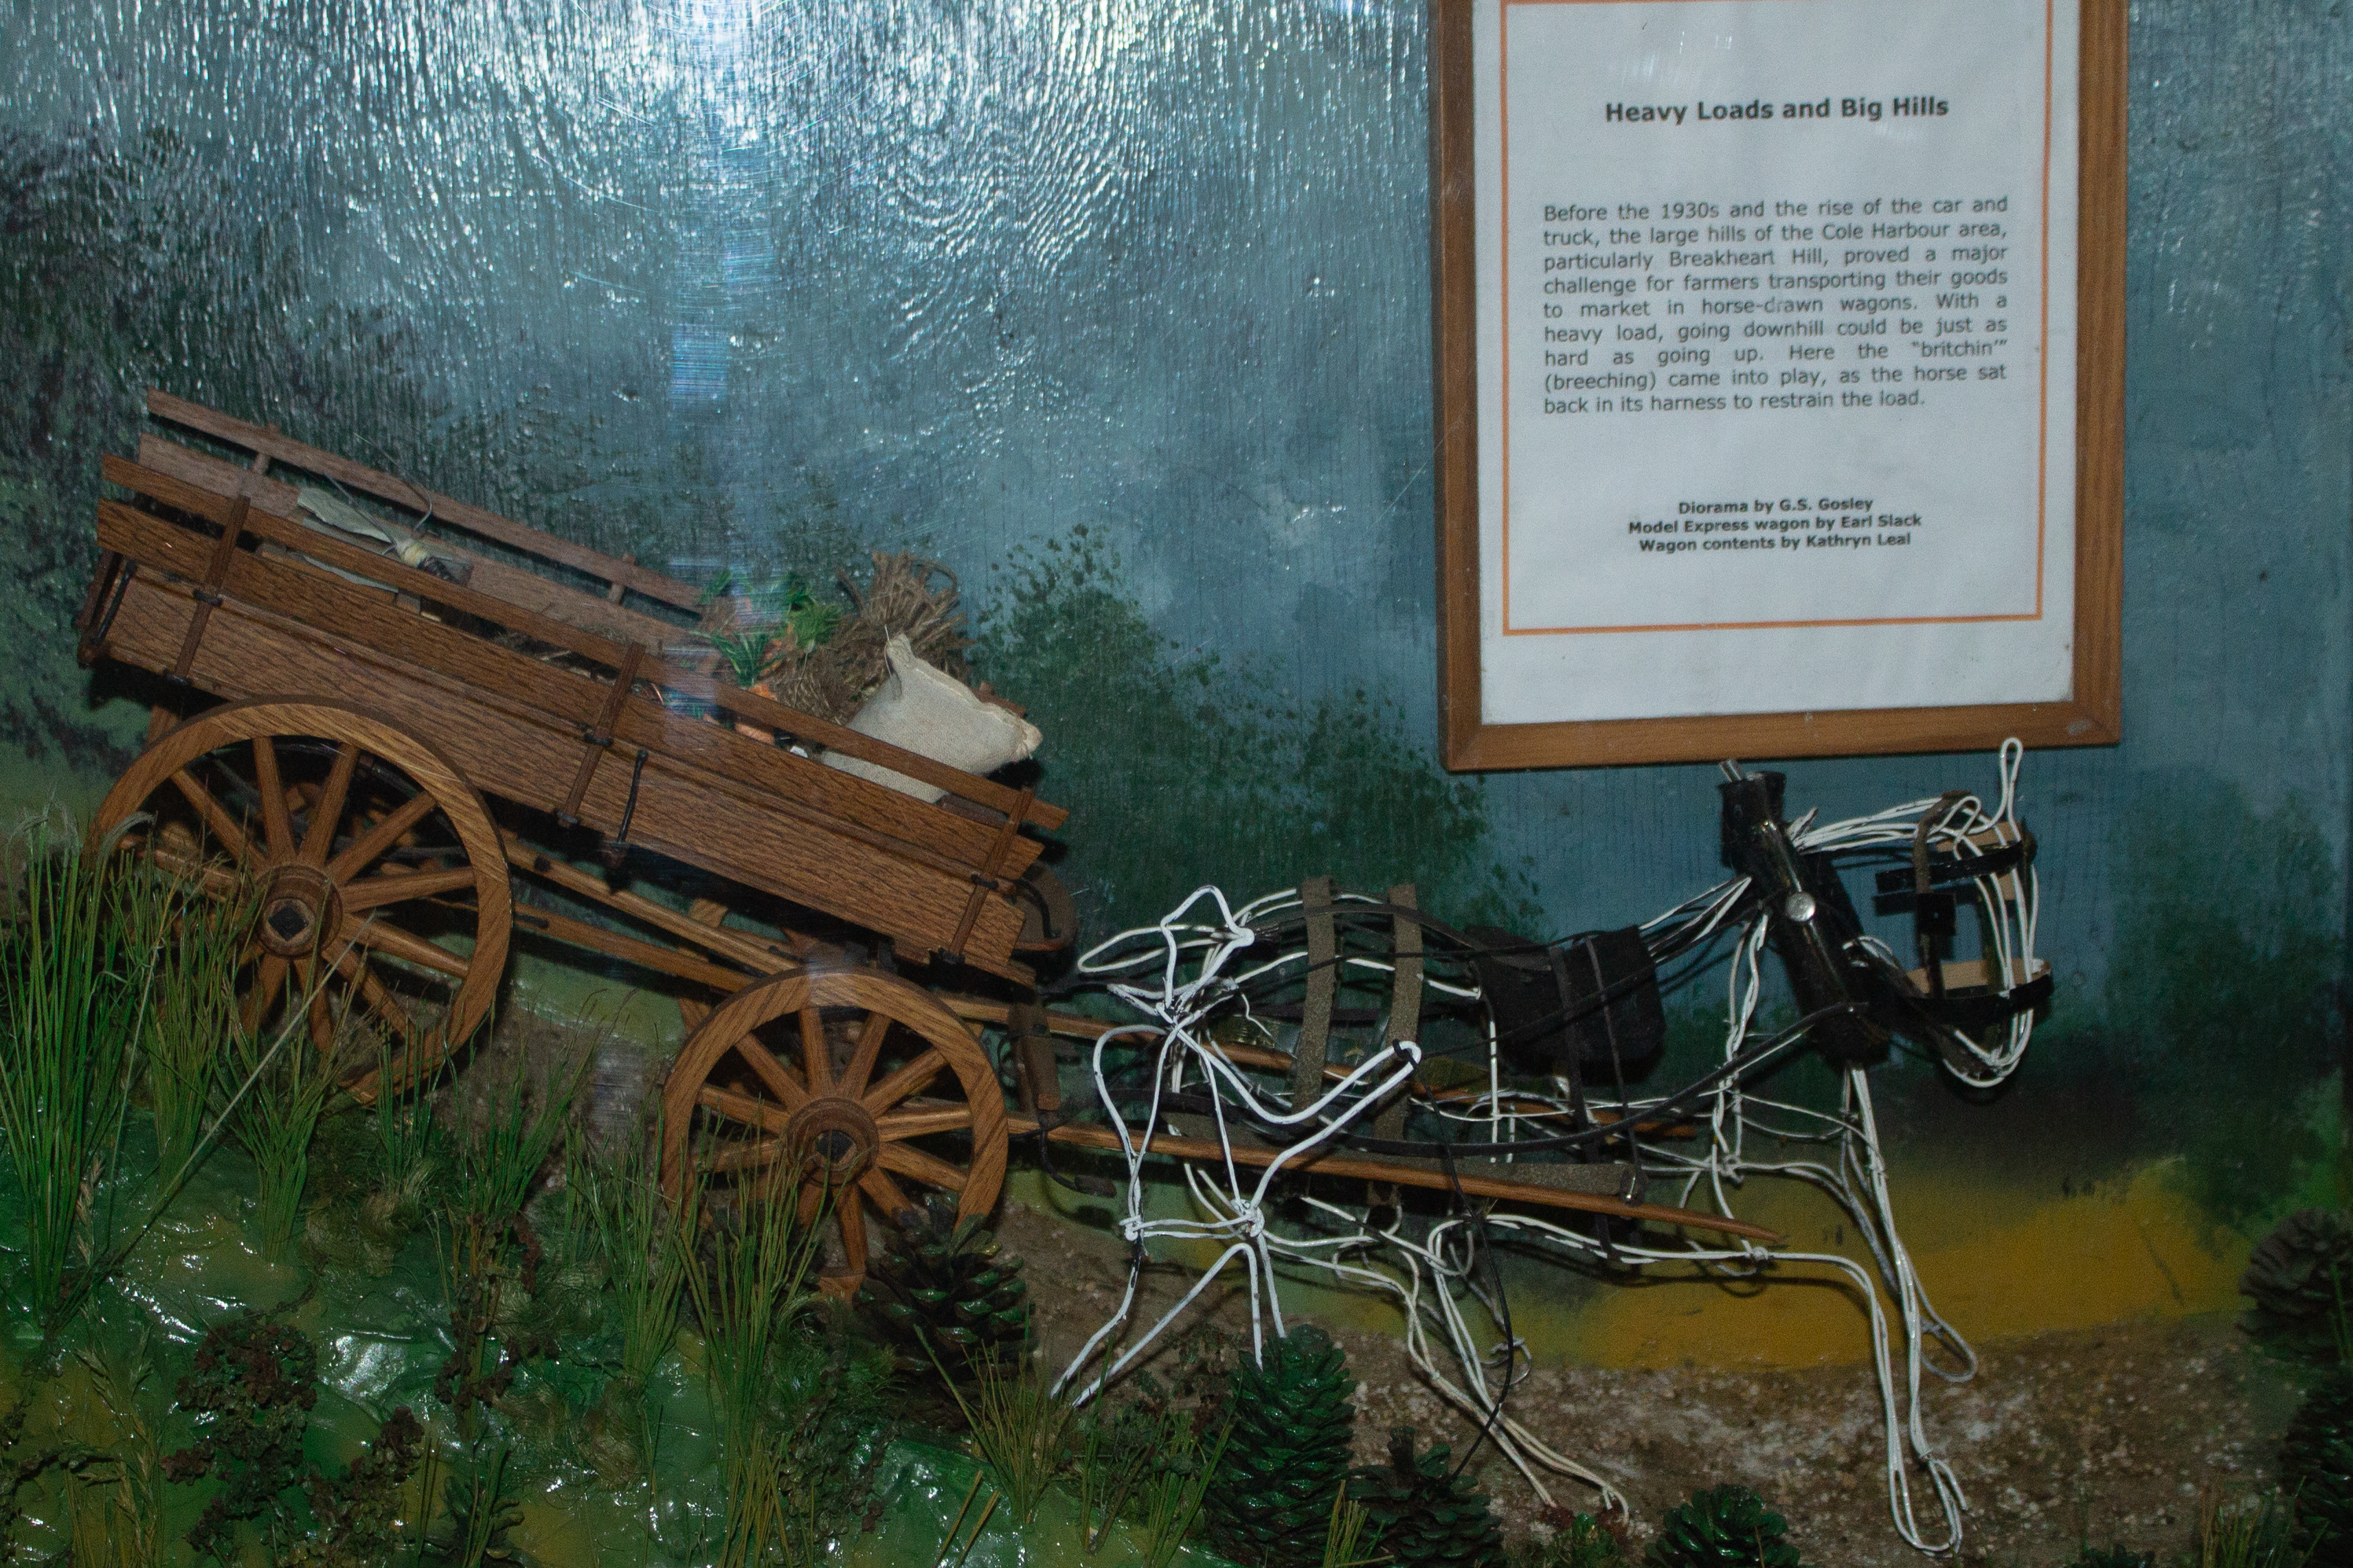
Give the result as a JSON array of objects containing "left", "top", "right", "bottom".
[{"left": 79, "top": 393, "right": 1061, "bottom": 1046}]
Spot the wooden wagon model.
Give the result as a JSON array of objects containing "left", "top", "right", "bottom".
[{"left": 76, "top": 392, "right": 1766, "bottom": 1297}]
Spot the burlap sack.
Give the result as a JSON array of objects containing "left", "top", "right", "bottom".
[{"left": 823, "top": 635, "right": 1040, "bottom": 803}]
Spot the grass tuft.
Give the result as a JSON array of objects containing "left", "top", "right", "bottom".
[
  {"left": 144, "top": 881, "right": 248, "bottom": 1183},
  {"left": 0, "top": 813, "right": 161, "bottom": 1322},
  {"left": 679, "top": 1181, "right": 828, "bottom": 1568},
  {"left": 938, "top": 1356, "right": 1074, "bottom": 1530},
  {"left": 435, "top": 1045, "right": 583, "bottom": 1433},
  {"left": 215, "top": 963, "right": 353, "bottom": 1261},
  {"left": 2194, "top": 1486, "right": 2312, "bottom": 1568},
  {"left": 570, "top": 1118, "right": 688, "bottom": 1391}
]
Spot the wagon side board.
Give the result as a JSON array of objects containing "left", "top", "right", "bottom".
[
  {"left": 95, "top": 563, "right": 1035, "bottom": 981},
  {"left": 95, "top": 499, "right": 1039, "bottom": 877},
  {"left": 146, "top": 389, "right": 707, "bottom": 613},
  {"left": 98, "top": 455, "right": 1065, "bottom": 833},
  {"left": 135, "top": 434, "right": 705, "bottom": 657}
]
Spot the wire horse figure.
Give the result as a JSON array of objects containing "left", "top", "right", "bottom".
[{"left": 1054, "top": 742, "right": 2044, "bottom": 1557}]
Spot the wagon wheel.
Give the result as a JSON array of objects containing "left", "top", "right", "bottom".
[
  {"left": 661, "top": 968, "right": 1009, "bottom": 1299},
  {"left": 90, "top": 698, "right": 512, "bottom": 1100}
]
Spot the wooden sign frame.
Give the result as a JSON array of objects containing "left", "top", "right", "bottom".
[{"left": 1432, "top": 0, "right": 2126, "bottom": 771}]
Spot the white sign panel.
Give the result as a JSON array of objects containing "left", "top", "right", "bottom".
[{"left": 1471, "top": 0, "right": 2080, "bottom": 728}]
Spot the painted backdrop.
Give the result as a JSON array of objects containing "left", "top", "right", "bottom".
[{"left": 1, "top": 0, "right": 2346, "bottom": 1364}]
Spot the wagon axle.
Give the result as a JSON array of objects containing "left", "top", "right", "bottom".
[
  {"left": 785, "top": 1097, "right": 881, "bottom": 1187},
  {"left": 256, "top": 862, "right": 339, "bottom": 958}
]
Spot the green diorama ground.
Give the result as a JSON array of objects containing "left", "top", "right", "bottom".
[{"left": 0, "top": 940, "right": 1257, "bottom": 1565}]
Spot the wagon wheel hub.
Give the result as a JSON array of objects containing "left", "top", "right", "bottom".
[
  {"left": 785, "top": 1097, "right": 880, "bottom": 1186},
  {"left": 256, "top": 863, "right": 341, "bottom": 958}
]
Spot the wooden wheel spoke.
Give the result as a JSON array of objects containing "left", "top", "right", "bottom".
[
  {"left": 242, "top": 954, "right": 289, "bottom": 1037},
  {"left": 326, "top": 793, "right": 438, "bottom": 882},
  {"left": 344, "top": 918, "right": 471, "bottom": 980},
  {"left": 837, "top": 1189, "right": 868, "bottom": 1277},
  {"left": 857, "top": 1167, "right": 919, "bottom": 1226},
  {"left": 878, "top": 1142, "right": 969, "bottom": 1193},
  {"left": 300, "top": 743, "right": 361, "bottom": 866},
  {"left": 796, "top": 1181, "right": 825, "bottom": 1226},
  {"left": 330, "top": 947, "right": 420, "bottom": 1055},
  {"left": 695, "top": 1083, "right": 792, "bottom": 1137},
  {"left": 251, "top": 737, "right": 295, "bottom": 859},
  {"left": 861, "top": 1048, "right": 945, "bottom": 1114},
  {"left": 877, "top": 1104, "right": 974, "bottom": 1141},
  {"left": 341, "top": 866, "right": 477, "bottom": 911},
  {"left": 166, "top": 769, "right": 259, "bottom": 870},
  {"left": 837, "top": 1012, "right": 892, "bottom": 1101},
  {"left": 137, "top": 839, "right": 245, "bottom": 899},
  {"left": 705, "top": 1135, "right": 787, "bottom": 1174},
  {"left": 798, "top": 1005, "right": 832, "bottom": 1095},
  {"left": 732, "top": 1034, "right": 811, "bottom": 1112},
  {"left": 295, "top": 959, "right": 337, "bottom": 1052}
]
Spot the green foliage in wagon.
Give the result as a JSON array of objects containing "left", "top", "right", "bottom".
[{"left": 699, "top": 569, "right": 845, "bottom": 688}]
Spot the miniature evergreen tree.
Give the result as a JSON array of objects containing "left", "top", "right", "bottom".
[
  {"left": 1206, "top": 1323, "right": 1358, "bottom": 1567},
  {"left": 1643, "top": 1485, "right": 1805, "bottom": 1568},
  {"left": 2280, "top": 1369, "right": 2353, "bottom": 1566},
  {"left": 1350, "top": 1425, "right": 1507, "bottom": 1568},
  {"left": 855, "top": 1199, "right": 1031, "bottom": 1385},
  {"left": 2244, "top": 1209, "right": 2353, "bottom": 1353}
]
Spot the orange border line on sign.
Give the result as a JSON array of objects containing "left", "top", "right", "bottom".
[{"left": 1497, "top": 0, "right": 2057, "bottom": 637}]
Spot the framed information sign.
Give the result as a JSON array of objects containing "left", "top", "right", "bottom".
[{"left": 1432, "top": 0, "right": 2124, "bottom": 770}]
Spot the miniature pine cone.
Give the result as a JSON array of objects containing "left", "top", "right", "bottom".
[
  {"left": 2281, "top": 1370, "right": 2353, "bottom": 1565},
  {"left": 2243, "top": 1208, "right": 2353, "bottom": 1341},
  {"left": 1349, "top": 1426, "right": 1507, "bottom": 1568},
  {"left": 1643, "top": 1485, "right": 1805, "bottom": 1568},
  {"left": 854, "top": 1201, "right": 1030, "bottom": 1385},
  {"left": 1206, "top": 1324, "right": 1359, "bottom": 1568}
]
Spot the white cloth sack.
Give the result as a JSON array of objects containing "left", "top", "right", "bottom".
[{"left": 823, "top": 635, "right": 1041, "bottom": 804}]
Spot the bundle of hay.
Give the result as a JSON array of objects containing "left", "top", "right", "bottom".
[{"left": 714, "top": 552, "right": 972, "bottom": 726}]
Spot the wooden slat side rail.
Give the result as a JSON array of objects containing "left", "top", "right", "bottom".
[
  {"left": 102, "top": 572, "right": 1031, "bottom": 979},
  {"left": 146, "top": 389, "right": 706, "bottom": 611},
  {"left": 1006, "top": 1117, "right": 1781, "bottom": 1244},
  {"left": 94, "top": 570, "right": 1034, "bottom": 979},
  {"left": 98, "top": 494, "right": 1044, "bottom": 889},
  {"left": 135, "top": 435, "right": 705, "bottom": 654},
  {"left": 637, "top": 670, "right": 1069, "bottom": 832},
  {"left": 102, "top": 455, "right": 1066, "bottom": 834},
  {"left": 510, "top": 902, "right": 759, "bottom": 993},
  {"left": 499, "top": 832, "right": 798, "bottom": 974},
  {"left": 110, "top": 453, "right": 683, "bottom": 665}
]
